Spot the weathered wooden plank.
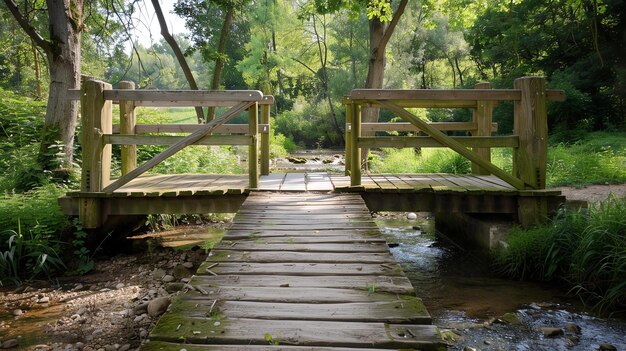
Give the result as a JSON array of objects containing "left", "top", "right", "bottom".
[
  {"left": 258, "top": 172, "right": 286, "bottom": 191},
  {"left": 104, "top": 134, "right": 252, "bottom": 146},
  {"left": 212, "top": 242, "right": 389, "bottom": 253},
  {"left": 112, "top": 123, "right": 270, "bottom": 134},
  {"left": 149, "top": 317, "right": 441, "bottom": 350},
  {"left": 142, "top": 341, "right": 424, "bottom": 351},
  {"left": 280, "top": 172, "right": 307, "bottom": 191},
  {"left": 220, "top": 236, "right": 386, "bottom": 244},
  {"left": 359, "top": 121, "right": 494, "bottom": 132},
  {"left": 357, "top": 135, "right": 518, "bottom": 148},
  {"left": 185, "top": 286, "right": 411, "bottom": 303},
  {"left": 178, "top": 300, "right": 431, "bottom": 324},
  {"left": 197, "top": 262, "right": 400, "bottom": 276},
  {"left": 234, "top": 212, "right": 371, "bottom": 220},
  {"left": 190, "top": 275, "right": 414, "bottom": 294},
  {"left": 104, "top": 89, "right": 263, "bottom": 102},
  {"left": 306, "top": 172, "right": 335, "bottom": 192},
  {"left": 223, "top": 230, "right": 381, "bottom": 240},
  {"left": 206, "top": 250, "right": 395, "bottom": 264}
]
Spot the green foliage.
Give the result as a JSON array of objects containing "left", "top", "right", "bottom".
[
  {"left": 0, "top": 220, "right": 66, "bottom": 286},
  {"left": 370, "top": 148, "right": 470, "bottom": 174},
  {"left": 274, "top": 98, "right": 344, "bottom": 148},
  {"left": 494, "top": 196, "right": 626, "bottom": 313},
  {"left": 546, "top": 132, "right": 626, "bottom": 187},
  {"left": 0, "top": 88, "right": 48, "bottom": 191}
]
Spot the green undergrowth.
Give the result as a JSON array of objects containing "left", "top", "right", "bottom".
[
  {"left": 368, "top": 132, "right": 626, "bottom": 187},
  {"left": 0, "top": 185, "right": 74, "bottom": 284},
  {"left": 369, "top": 148, "right": 471, "bottom": 174},
  {"left": 494, "top": 195, "right": 626, "bottom": 314}
]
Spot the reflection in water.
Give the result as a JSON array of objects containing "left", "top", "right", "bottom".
[{"left": 376, "top": 215, "right": 626, "bottom": 350}]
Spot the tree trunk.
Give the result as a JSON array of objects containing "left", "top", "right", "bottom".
[
  {"left": 4, "top": 0, "right": 83, "bottom": 177},
  {"left": 151, "top": 0, "right": 205, "bottom": 123},
  {"left": 32, "top": 42, "right": 42, "bottom": 98},
  {"left": 361, "top": 0, "right": 408, "bottom": 167},
  {"left": 39, "top": 0, "right": 82, "bottom": 175},
  {"left": 207, "top": 5, "right": 235, "bottom": 121}
]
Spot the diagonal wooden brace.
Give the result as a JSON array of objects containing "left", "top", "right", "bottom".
[
  {"left": 376, "top": 100, "right": 526, "bottom": 190},
  {"left": 102, "top": 101, "right": 255, "bottom": 193}
]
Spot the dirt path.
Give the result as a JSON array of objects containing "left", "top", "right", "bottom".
[{"left": 553, "top": 183, "right": 626, "bottom": 203}]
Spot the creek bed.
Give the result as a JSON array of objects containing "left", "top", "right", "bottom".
[{"left": 376, "top": 215, "right": 626, "bottom": 351}]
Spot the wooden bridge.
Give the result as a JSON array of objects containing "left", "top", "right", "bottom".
[{"left": 60, "top": 76, "right": 566, "bottom": 350}]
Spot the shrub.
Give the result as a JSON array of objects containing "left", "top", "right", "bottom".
[{"left": 494, "top": 196, "right": 626, "bottom": 313}]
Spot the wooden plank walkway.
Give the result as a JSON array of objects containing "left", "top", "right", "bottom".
[
  {"left": 142, "top": 193, "right": 443, "bottom": 351},
  {"left": 68, "top": 172, "right": 522, "bottom": 196}
]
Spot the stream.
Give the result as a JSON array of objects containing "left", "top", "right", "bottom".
[{"left": 376, "top": 215, "right": 626, "bottom": 351}]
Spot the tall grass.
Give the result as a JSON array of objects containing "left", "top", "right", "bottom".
[
  {"left": 370, "top": 148, "right": 471, "bottom": 174},
  {"left": 494, "top": 196, "right": 626, "bottom": 313}
]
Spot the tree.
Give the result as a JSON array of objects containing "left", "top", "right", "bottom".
[
  {"left": 175, "top": 0, "right": 251, "bottom": 121},
  {"left": 3, "top": 0, "right": 84, "bottom": 176},
  {"left": 152, "top": 0, "right": 206, "bottom": 123}
]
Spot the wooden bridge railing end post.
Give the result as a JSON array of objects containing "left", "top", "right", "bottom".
[
  {"left": 471, "top": 82, "right": 494, "bottom": 175},
  {"left": 350, "top": 102, "right": 361, "bottom": 187},
  {"left": 249, "top": 102, "right": 259, "bottom": 188},
  {"left": 513, "top": 76, "right": 548, "bottom": 190},
  {"left": 260, "top": 103, "right": 270, "bottom": 176},
  {"left": 344, "top": 97, "right": 352, "bottom": 176}
]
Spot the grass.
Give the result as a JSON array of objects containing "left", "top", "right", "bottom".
[
  {"left": 369, "top": 131, "right": 626, "bottom": 187},
  {"left": 494, "top": 195, "right": 626, "bottom": 314}
]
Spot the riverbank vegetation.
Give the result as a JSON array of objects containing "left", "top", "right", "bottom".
[
  {"left": 1, "top": 0, "right": 625, "bottom": 288},
  {"left": 494, "top": 196, "right": 626, "bottom": 314}
]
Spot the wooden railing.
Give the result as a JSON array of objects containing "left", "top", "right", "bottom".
[
  {"left": 344, "top": 76, "right": 566, "bottom": 190},
  {"left": 77, "top": 80, "right": 273, "bottom": 199}
]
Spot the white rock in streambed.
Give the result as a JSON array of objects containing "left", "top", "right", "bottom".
[{"left": 406, "top": 212, "right": 417, "bottom": 220}]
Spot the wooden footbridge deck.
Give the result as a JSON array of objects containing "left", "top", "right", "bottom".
[
  {"left": 63, "top": 77, "right": 567, "bottom": 350},
  {"left": 141, "top": 193, "right": 444, "bottom": 351}
]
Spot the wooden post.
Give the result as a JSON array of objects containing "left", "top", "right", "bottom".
[
  {"left": 471, "top": 82, "right": 494, "bottom": 175},
  {"left": 260, "top": 103, "right": 270, "bottom": 176},
  {"left": 344, "top": 97, "right": 352, "bottom": 176},
  {"left": 80, "top": 80, "right": 112, "bottom": 228},
  {"left": 81, "top": 80, "right": 113, "bottom": 192},
  {"left": 513, "top": 76, "right": 548, "bottom": 190},
  {"left": 119, "top": 81, "right": 136, "bottom": 175},
  {"left": 248, "top": 102, "right": 259, "bottom": 188},
  {"left": 350, "top": 102, "right": 361, "bottom": 186}
]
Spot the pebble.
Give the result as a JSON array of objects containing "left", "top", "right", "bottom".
[
  {"left": 73, "top": 284, "right": 84, "bottom": 291},
  {"left": 406, "top": 212, "right": 417, "bottom": 220},
  {"left": 38, "top": 297, "right": 50, "bottom": 303},
  {"left": 115, "top": 283, "right": 125, "bottom": 290},
  {"left": 463, "top": 347, "right": 477, "bottom": 351},
  {"left": 133, "top": 315, "right": 144, "bottom": 323},
  {"left": 599, "top": 344, "right": 617, "bottom": 351},
  {"left": 147, "top": 297, "right": 171, "bottom": 317},
  {"left": 118, "top": 344, "right": 130, "bottom": 351},
  {"left": 152, "top": 268, "right": 166, "bottom": 279},
  {"left": 11, "top": 309, "right": 23, "bottom": 317},
  {"left": 565, "top": 323, "right": 581, "bottom": 334},
  {"left": 139, "top": 329, "right": 148, "bottom": 338},
  {"left": 1, "top": 339, "right": 18, "bottom": 348},
  {"left": 92, "top": 329, "right": 104, "bottom": 337},
  {"left": 541, "top": 327, "right": 563, "bottom": 337},
  {"left": 76, "top": 342, "right": 85, "bottom": 350},
  {"left": 182, "top": 262, "right": 194, "bottom": 269},
  {"left": 162, "top": 275, "right": 175, "bottom": 283}
]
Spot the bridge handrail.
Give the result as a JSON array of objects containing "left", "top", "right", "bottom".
[
  {"left": 344, "top": 77, "right": 565, "bottom": 191},
  {"left": 78, "top": 80, "right": 272, "bottom": 226}
]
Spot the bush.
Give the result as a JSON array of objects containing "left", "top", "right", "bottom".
[
  {"left": 0, "top": 185, "right": 72, "bottom": 284},
  {"left": 494, "top": 196, "right": 626, "bottom": 313}
]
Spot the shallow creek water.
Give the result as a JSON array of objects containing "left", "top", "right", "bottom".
[{"left": 376, "top": 216, "right": 626, "bottom": 351}]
